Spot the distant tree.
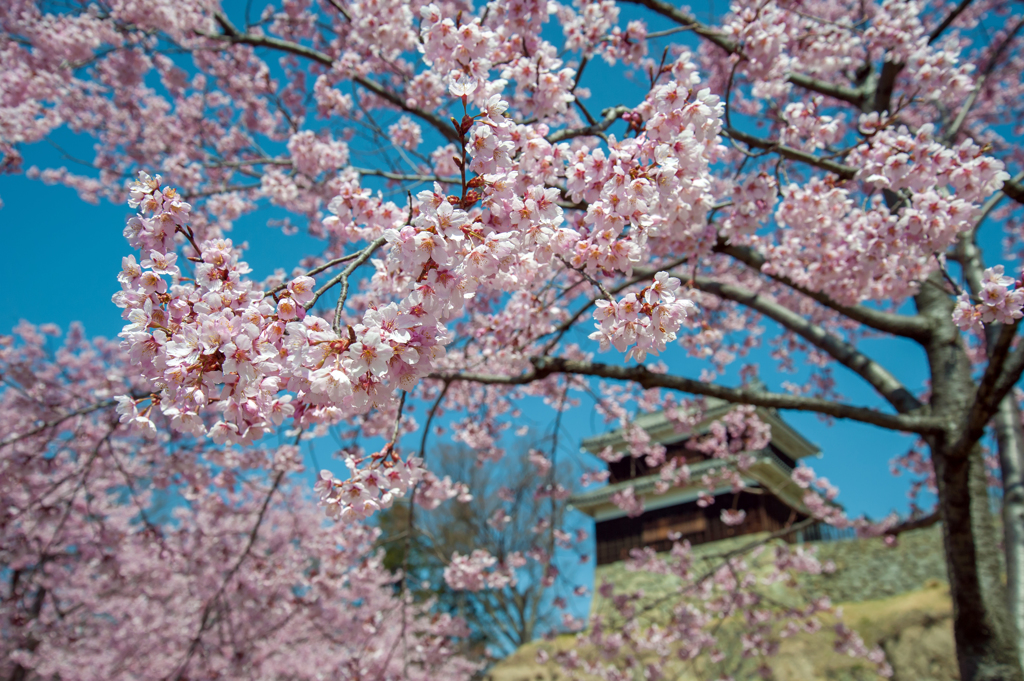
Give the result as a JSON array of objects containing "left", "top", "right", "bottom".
[{"left": 377, "top": 442, "right": 583, "bottom": 658}]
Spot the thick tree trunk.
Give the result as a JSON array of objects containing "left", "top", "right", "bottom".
[
  {"left": 933, "top": 442, "right": 1023, "bottom": 680},
  {"left": 958, "top": 237, "right": 1024, "bottom": 668},
  {"left": 919, "top": 274, "right": 1023, "bottom": 681},
  {"left": 993, "top": 396, "right": 1024, "bottom": 666}
]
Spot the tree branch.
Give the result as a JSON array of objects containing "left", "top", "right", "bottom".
[
  {"left": 968, "top": 171, "right": 1024, "bottom": 235},
  {"left": 928, "top": 0, "right": 974, "bottom": 44},
  {"left": 873, "top": 59, "right": 904, "bottom": 114},
  {"left": 540, "top": 257, "right": 689, "bottom": 355},
  {"left": 620, "top": 0, "right": 870, "bottom": 107},
  {"left": 432, "top": 356, "right": 945, "bottom": 434},
  {"left": 302, "top": 236, "right": 387, "bottom": 332},
  {"left": 722, "top": 127, "right": 857, "bottom": 180},
  {"left": 203, "top": 12, "right": 458, "bottom": 142},
  {"left": 1, "top": 399, "right": 118, "bottom": 448},
  {"left": 547, "top": 105, "right": 629, "bottom": 143},
  {"left": 690, "top": 276, "right": 924, "bottom": 413},
  {"left": 959, "top": 321, "right": 1024, "bottom": 451},
  {"left": 170, "top": 470, "right": 285, "bottom": 681},
  {"left": 264, "top": 252, "right": 366, "bottom": 298},
  {"left": 785, "top": 72, "right": 868, "bottom": 108},
  {"left": 715, "top": 240, "right": 934, "bottom": 340},
  {"left": 351, "top": 167, "right": 459, "bottom": 184},
  {"left": 617, "top": 0, "right": 736, "bottom": 52}
]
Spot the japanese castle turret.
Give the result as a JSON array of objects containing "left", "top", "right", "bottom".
[{"left": 570, "top": 400, "right": 827, "bottom": 565}]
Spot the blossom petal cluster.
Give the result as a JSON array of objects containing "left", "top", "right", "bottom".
[
  {"left": 443, "top": 549, "right": 519, "bottom": 591},
  {"left": 953, "top": 266, "right": 1024, "bottom": 333},
  {"left": 589, "top": 273, "right": 695, "bottom": 362}
]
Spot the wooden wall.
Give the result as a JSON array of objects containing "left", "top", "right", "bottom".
[{"left": 594, "top": 492, "right": 803, "bottom": 566}]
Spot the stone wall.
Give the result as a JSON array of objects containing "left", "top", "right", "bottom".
[
  {"left": 486, "top": 524, "right": 955, "bottom": 681},
  {"left": 487, "top": 581, "right": 956, "bottom": 681},
  {"left": 803, "top": 524, "right": 947, "bottom": 603},
  {"left": 587, "top": 523, "right": 947, "bottom": 615}
]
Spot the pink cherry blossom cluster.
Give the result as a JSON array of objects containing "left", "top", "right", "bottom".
[
  {"left": 0, "top": 323, "right": 476, "bottom": 680},
  {"left": 792, "top": 464, "right": 900, "bottom": 538},
  {"left": 419, "top": 4, "right": 499, "bottom": 103},
  {"left": 635, "top": 82, "right": 725, "bottom": 258},
  {"left": 589, "top": 272, "right": 695, "bottom": 362},
  {"left": 779, "top": 98, "right": 845, "bottom": 152},
  {"left": 688, "top": 405, "right": 772, "bottom": 460},
  {"left": 834, "top": 623, "right": 894, "bottom": 677},
  {"left": 654, "top": 457, "right": 692, "bottom": 494},
  {"left": 315, "top": 454, "right": 424, "bottom": 521},
  {"left": 721, "top": 0, "right": 793, "bottom": 82},
  {"left": 114, "top": 172, "right": 467, "bottom": 448},
  {"left": 552, "top": 532, "right": 887, "bottom": 680},
  {"left": 287, "top": 130, "right": 350, "bottom": 179},
  {"left": 723, "top": 171, "right": 779, "bottom": 239},
  {"left": 952, "top": 265, "right": 1024, "bottom": 333},
  {"left": 610, "top": 485, "right": 645, "bottom": 517},
  {"left": 764, "top": 117, "right": 1011, "bottom": 307},
  {"left": 792, "top": 464, "right": 849, "bottom": 528},
  {"left": 443, "top": 549, "right": 519, "bottom": 591}
]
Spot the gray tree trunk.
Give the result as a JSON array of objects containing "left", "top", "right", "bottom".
[
  {"left": 993, "top": 397, "right": 1024, "bottom": 667},
  {"left": 918, "top": 274, "right": 1023, "bottom": 681},
  {"left": 957, "top": 237, "right": 1024, "bottom": 667}
]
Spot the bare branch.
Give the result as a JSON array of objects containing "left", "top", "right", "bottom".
[
  {"left": 1003, "top": 177, "right": 1024, "bottom": 206},
  {"left": 204, "top": 161, "right": 456, "bottom": 185},
  {"left": 722, "top": 127, "right": 857, "bottom": 179},
  {"left": 302, "top": 236, "right": 388, "bottom": 333},
  {"left": 785, "top": 72, "right": 868, "bottom": 108},
  {"left": 263, "top": 252, "right": 367, "bottom": 298},
  {"left": 352, "top": 75, "right": 459, "bottom": 143},
  {"left": 351, "top": 167, "right": 459, "bottom": 184},
  {"left": 873, "top": 60, "right": 904, "bottom": 114},
  {"left": 928, "top": 0, "right": 974, "bottom": 44},
  {"left": 202, "top": 12, "right": 458, "bottom": 142},
  {"left": 945, "top": 18, "right": 1024, "bottom": 142},
  {"left": 432, "top": 356, "right": 945, "bottom": 434},
  {"left": 715, "top": 240, "right": 934, "bottom": 340},
  {"left": 170, "top": 470, "right": 285, "bottom": 681},
  {"left": 690, "top": 276, "right": 924, "bottom": 413},
  {"left": 556, "top": 255, "right": 614, "bottom": 301},
  {"left": 617, "top": 0, "right": 736, "bottom": 53},
  {"left": 1, "top": 399, "right": 118, "bottom": 448},
  {"left": 182, "top": 183, "right": 261, "bottom": 200},
  {"left": 547, "top": 105, "right": 629, "bottom": 143}
]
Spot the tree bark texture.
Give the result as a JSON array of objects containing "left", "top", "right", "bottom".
[
  {"left": 920, "top": 275, "right": 1023, "bottom": 680},
  {"left": 993, "top": 396, "right": 1024, "bottom": 667}
]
